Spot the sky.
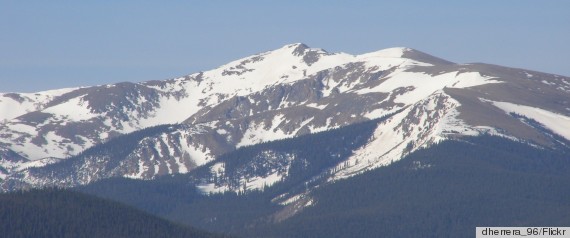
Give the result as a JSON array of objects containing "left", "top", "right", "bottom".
[{"left": 1, "top": 0, "right": 569, "bottom": 93}]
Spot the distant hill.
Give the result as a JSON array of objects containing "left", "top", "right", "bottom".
[
  {"left": 78, "top": 135, "right": 570, "bottom": 237},
  {"left": 0, "top": 189, "right": 229, "bottom": 238},
  {"left": 246, "top": 136, "right": 570, "bottom": 237}
]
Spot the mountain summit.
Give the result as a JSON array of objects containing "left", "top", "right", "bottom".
[{"left": 1, "top": 43, "right": 569, "bottom": 191}]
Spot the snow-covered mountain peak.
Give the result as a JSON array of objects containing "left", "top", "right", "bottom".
[
  {"left": 283, "top": 42, "right": 308, "bottom": 48},
  {"left": 358, "top": 47, "right": 411, "bottom": 58},
  {"left": 199, "top": 44, "right": 450, "bottom": 93},
  {"left": 289, "top": 43, "right": 330, "bottom": 56},
  {"left": 354, "top": 47, "right": 454, "bottom": 70},
  {"left": 0, "top": 87, "right": 80, "bottom": 122}
]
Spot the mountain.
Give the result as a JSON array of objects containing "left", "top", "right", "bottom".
[
  {"left": 76, "top": 135, "right": 570, "bottom": 237},
  {"left": 1, "top": 43, "right": 569, "bottom": 193},
  {"left": 76, "top": 118, "right": 385, "bottom": 230},
  {"left": 1, "top": 43, "right": 570, "bottom": 237},
  {"left": 0, "top": 188, "right": 230, "bottom": 238},
  {"left": 247, "top": 136, "right": 570, "bottom": 237}
]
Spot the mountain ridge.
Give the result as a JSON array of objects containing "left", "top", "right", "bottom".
[
  {"left": 0, "top": 188, "right": 230, "bottom": 238},
  {"left": 1, "top": 43, "right": 569, "bottom": 193}
]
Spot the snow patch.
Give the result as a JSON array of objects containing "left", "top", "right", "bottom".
[
  {"left": 491, "top": 101, "right": 570, "bottom": 140},
  {"left": 305, "top": 103, "right": 327, "bottom": 110},
  {"left": 541, "top": 80, "right": 556, "bottom": 86},
  {"left": 236, "top": 114, "right": 294, "bottom": 148},
  {"left": 364, "top": 107, "right": 400, "bottom": 120},
  {"left": 410, "top": 160, "right": 432, "bottom": 170},
  {"left": 0, "top": 87, "right": 77, "bottom": 121},
  {"left": 357, "top": 47, "right": 410, "bottom": 59},
  {"left": 242, "top": 171, "right": 284, "bottom": 191},
  {"left": 330, "top": 91, "right": 494, "bottom": 181},
  {"left": 197, "top": 183, "right": 229, "bottom": 194},
  {"left": 124, "top": 159, "right": 149, "bottom": 179},
  {"left": 182, "top": 141, "right": 212, "bottom": 167},
  {"left": 43, "top": 97, "right": 98, "bottom": 121},
  {"left": 278, "top": 193, "right": 304, "bottom": 206},
  {"left": 361, "top": 71, "right": 502, "bottom": 104}
]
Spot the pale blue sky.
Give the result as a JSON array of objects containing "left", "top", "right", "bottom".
[{"left": 1, "top": 1, "right": 569, "bottom": 92}]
